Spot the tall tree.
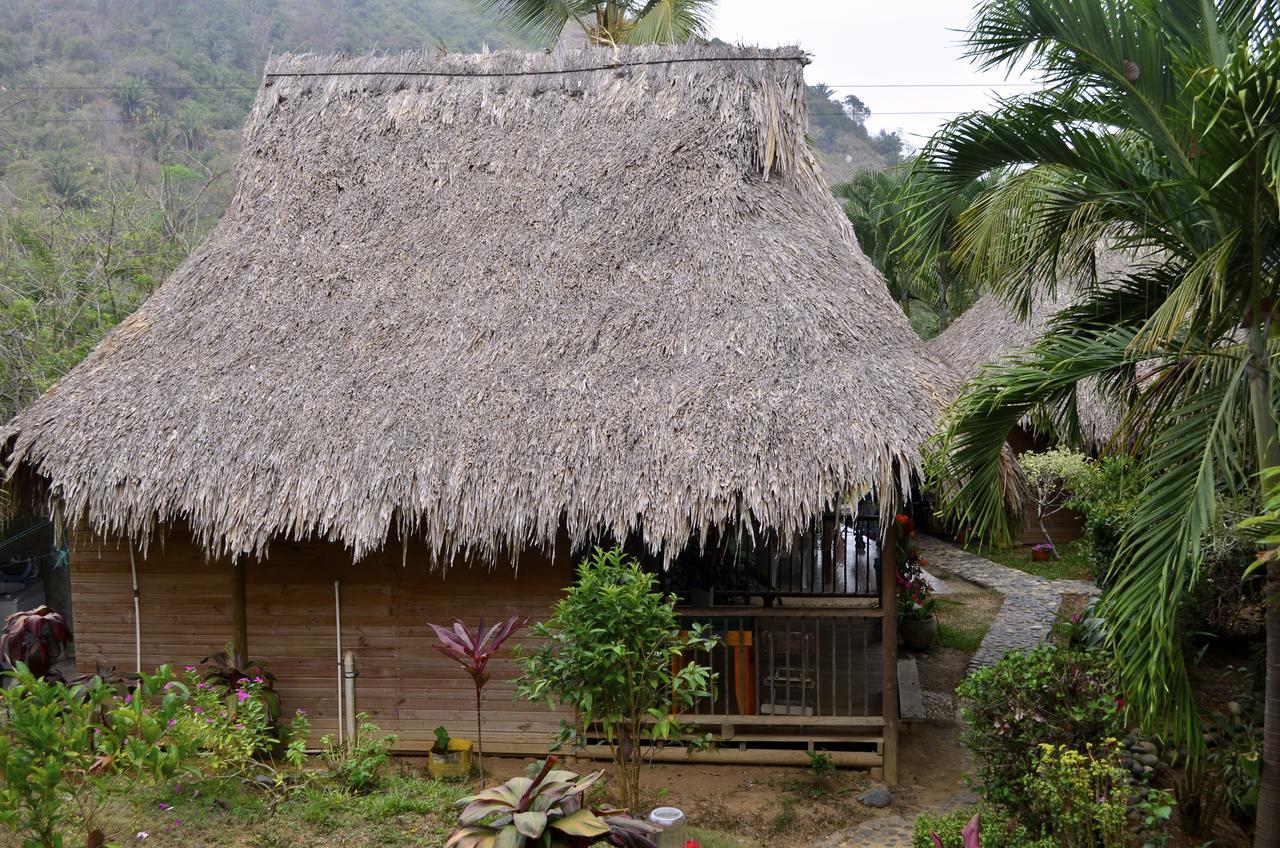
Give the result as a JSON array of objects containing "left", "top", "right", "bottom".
[
  {"left": 475, "top": 0, "right": 714, "bottom": 45},
  {"left": 833, "top": 166, "right": 987, "bottom": 338},
  {"left": 900, "top": 1, "right": 1279, "bottom": 842}
]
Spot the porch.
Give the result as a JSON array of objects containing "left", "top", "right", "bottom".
[{"left": 633, "top": 513, "right": 901, "bottom": 777}]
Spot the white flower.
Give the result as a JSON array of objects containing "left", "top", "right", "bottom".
[{"left": 136, "top": 833, "right": 149, "bottom": 841}]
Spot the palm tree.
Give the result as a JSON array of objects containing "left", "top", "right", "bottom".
[
  {"left": 834, "top": 166, "right": 987, "bottom": 337},
  {"left": 474, "top": 0, "right": 714, "bottom": 45},
  {"left": 898, "top": 1, "right": 1279, "bottom": 841}
]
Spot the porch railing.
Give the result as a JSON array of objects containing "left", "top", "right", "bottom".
[
  {"left": 674, "top": 608, "right": 885, "bottom": 719},
  {"left": 704, "top": 515, "right": 881, "bottom": 603}
]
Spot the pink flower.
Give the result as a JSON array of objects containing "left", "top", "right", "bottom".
[
  {"left": 166, "top": 719, "right": 177, "bottom": 729},
  {"left": 253, "top": 676, "right": 265, "bottom": 684},
  {"left": 236, "top": 691, "right": 250, "bottom": 703},
  {"left": 296, "top": 708, "right": 307, "bottom": 716},
  {"left": 183, "top": 665, "right": 196, "bottom": 672},
  {"left": 158, "top": 803, "right": 171, "bottom": 811}
]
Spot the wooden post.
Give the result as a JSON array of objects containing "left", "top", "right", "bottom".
[
  {"left": 880, "top": 521, "right": 899, "bottom": 785},
  {"left": 231, "top": 563, "right": 248, "bottom": 663}
]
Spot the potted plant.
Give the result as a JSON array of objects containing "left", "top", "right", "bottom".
[
  {"left": 895, "top": 515, "right": 939, "bottom": 650},
  {"left": 1031, "top": 542, "right": 1055, "bottom": 562},
  {"left": 427, "top": 725, "right": 474, "bottom": 780}
]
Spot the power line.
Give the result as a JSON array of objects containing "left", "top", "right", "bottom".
[{"left": 4, "top": 80, "right": 1039, "bottom": 92}]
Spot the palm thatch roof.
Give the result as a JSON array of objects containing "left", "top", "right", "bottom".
[
  {"left": 2, "top": 44, "right": 951, "bottom": 565},
  {"left": 926, "top": 251, "right": 1133, "bottom": 450}
]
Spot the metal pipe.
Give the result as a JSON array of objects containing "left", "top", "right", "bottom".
[
  {"left": 334, "top": 581, "right": 344, "bottom": 747},
  {"left": 128, "top": 543, "right": 141, "bottom": 674},
  {"left": 343, "top": 650, "right": 357, "bottom": 745}
]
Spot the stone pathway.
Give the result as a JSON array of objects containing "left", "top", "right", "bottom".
[
  {"left": 807, "top": 539, "right": 1101, "bottom": 847},
  {"left": 810, "top": 791, "right": 978, "bottom": 848},
  {"left": 917, "top": 535, "right": 1099, "bottom": 671}
]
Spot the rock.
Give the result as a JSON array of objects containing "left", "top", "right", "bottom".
[
  {"left": 1132, "top": 741, "right": 1157, "bottom": 755},
  {"left": 1229, "top": 701, "right": 1243, "bottom": 716},
  {"left": 856, "top": 784, "right": 893, "bottom": 808},
  {"left": 1136, "top": 753, "right": 1160, "bottom": 767}
]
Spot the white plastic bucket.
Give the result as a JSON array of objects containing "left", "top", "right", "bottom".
[{"left": 648, "top": 807, "right": 688, "bottom": 848}]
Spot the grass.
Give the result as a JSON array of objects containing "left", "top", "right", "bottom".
[
  {"left": 936, "top": 590, "right": 1004, "bottom": 652},
  {"left": 80, "top": 769, "right": 468, "bottom": 848},
  {"left": 966, "top": 539, "right": 1094, "bottom": 582}
]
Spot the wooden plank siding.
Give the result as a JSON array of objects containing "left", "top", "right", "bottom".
[{"left": 68, "top": 527, "right": 574, "bottom": 754}]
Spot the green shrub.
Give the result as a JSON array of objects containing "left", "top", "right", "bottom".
[
  {"left": 956, "top": 645, "right": 1122, "bottom": 821},
  {"left": 514, "top": 546, "right": 718, "bottom": 809},
  {"left": 1066, "top": 455, "right": 1146, "bottom": 584},
  {"left": 913, "top": 807, "right": 1053, "bottom": 848},
  {"left": 0, "top": 665, "right": 195, "bottom": 848},
  {"left": 1029, "top": 742, "right": 1132, "bottom": 848},
  {"left": 321, "top": 713, "right": 398, "bottom": 794}
]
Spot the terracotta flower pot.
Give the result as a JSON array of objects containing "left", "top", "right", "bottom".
[
  {"left": 1032, "top": 548, "right": 1053, "bottom": 562},
  {"left": 900, "top": 615, "right": 938, "bottom": 651}
]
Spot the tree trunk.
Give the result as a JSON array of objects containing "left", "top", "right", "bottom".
[{"left": 1248, "top": 317, "right": 1279, "bottom": 848}]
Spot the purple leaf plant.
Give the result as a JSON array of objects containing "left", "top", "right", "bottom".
[{"left": 428, "top": 614, "right": 528, "bottom": 779}]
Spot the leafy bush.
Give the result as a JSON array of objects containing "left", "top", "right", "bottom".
[
  {"left": 956, "top": 645, "right": 1122, "bottom": 820},
  {"left": 321, "top": 713, "right": 397, "bottom": 794},
  {"left": 0, "top": 664, "right": 194, "bottom": 848},
  {"left": 179, "top": 666, "right": 309, "bottom": 777},
  {"left": 445, "top": 756, "right": 659, "bottom": 848},
  {"left": 514, "top": 546, "right": 718, "bottom": 809},
  {"left": 1066, "top": 455, "right": 1146, "bottom": 584},
  {"left": 1189, "top": 494, "right": 1265, "bottom": 637},
  {"left": 1029, "top": 742, "right": 1132, "bottom": 848},
  {"left": 1017, "top": 448, "right": 1091, "bottom": 554},
  {"left": 913, "top": 808, "right": 1053, "bottom": 848}
]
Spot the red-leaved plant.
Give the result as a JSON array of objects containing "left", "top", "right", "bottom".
[
  {"left": 1, "top": 605, "right": 70, "bottom": 680},
  {"left": 429, "top": 613, "right": 528, "bottom": 778},
  {"left": 931, "top": 812, "right": 981, "bottom": 848}
]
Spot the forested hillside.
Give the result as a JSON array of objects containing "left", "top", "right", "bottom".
[{"left": 0, "top": 0, "right": 900, "bottom": 422}]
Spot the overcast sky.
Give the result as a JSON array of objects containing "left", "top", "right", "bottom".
[{"left": 709, "top": 1, "right": 1037, "bottom": 150}]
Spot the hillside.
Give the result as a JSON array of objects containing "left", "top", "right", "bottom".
[{"left": 0, "top": 0, "right": 899, "bottom": 421}]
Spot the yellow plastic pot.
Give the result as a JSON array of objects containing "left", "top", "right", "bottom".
[{"left": 427, "top": 738, "right": 474, "bottom": 780}]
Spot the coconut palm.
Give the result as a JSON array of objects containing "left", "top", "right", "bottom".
[
  {"left": 898, "top": 0, "right": 1279, "bottom": 841},
  {"left": 475, "top": 0, "right": 714, "bottom": 45}
]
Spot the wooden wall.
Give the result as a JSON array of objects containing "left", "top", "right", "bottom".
[{"left": 69, "top": 527, "right": 574, "bottom": 754}]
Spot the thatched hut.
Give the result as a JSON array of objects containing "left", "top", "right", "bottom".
[
  {"left": 926, "top": 287, "right": 1120, "bottom": 453},
  {"left": 2, "top": 44, "right": 950, "bottom": 779}
]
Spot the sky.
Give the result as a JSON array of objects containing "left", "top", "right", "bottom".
[{"left": 709, "top": 1, "right": 1038, "bottom": 150}]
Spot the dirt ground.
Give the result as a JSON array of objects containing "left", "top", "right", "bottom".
[{"left": 480, "top": 723, "right": 973, "bottom": 847}]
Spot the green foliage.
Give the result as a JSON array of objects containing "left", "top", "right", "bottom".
[
  {"left": 914, "top": 808, "right": 1054, "bottom": 848},
  {"left": 0, "top": 664, "right": 195, "bottom": 848},
  {"left": 179, "top": 666, "right": 310, "bottom": 778},
  {"left": 473, "top": 0, "right": 712, "bottom": 46},
  {"left": 902, "top": 0, "right": 1280, "bottom": 760},
  {"left": 956, "top": 645, "right": 1122, "bottom": 822},
  {"left": 805, "top": 750, "right": 835, "bottom": 784},
  {"left": 1028, "top": 742, "right": 1133, "bottom": 848},
  {"left": 1017, "top": 448, "right": 1091, "bottom": 552},
  {"left": 832, "top": 167, "right": 987, "bottom": 337},
  {"left": 1065, "top": 455, "right": 1147, "bottom": 583},
  {"left": 446, "top": 756, "right": 659, "bottom": 848},
  {"left": 514, "top": 546, "right": 718, "bottom": 809},
  {"left": 320, "top": 714, "right": 398, "bottom": 795}
]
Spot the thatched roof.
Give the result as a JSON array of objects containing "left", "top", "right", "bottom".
[
  {"left": 2, "top": 44, "right": 951, "bottom": 565},
  {"left": 925, "top": 252, "right": 1132, "bottom": 450}
]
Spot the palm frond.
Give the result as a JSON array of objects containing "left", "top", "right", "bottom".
[{"left": 628, "top": 0, "right": 712, "bottom": 44}]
